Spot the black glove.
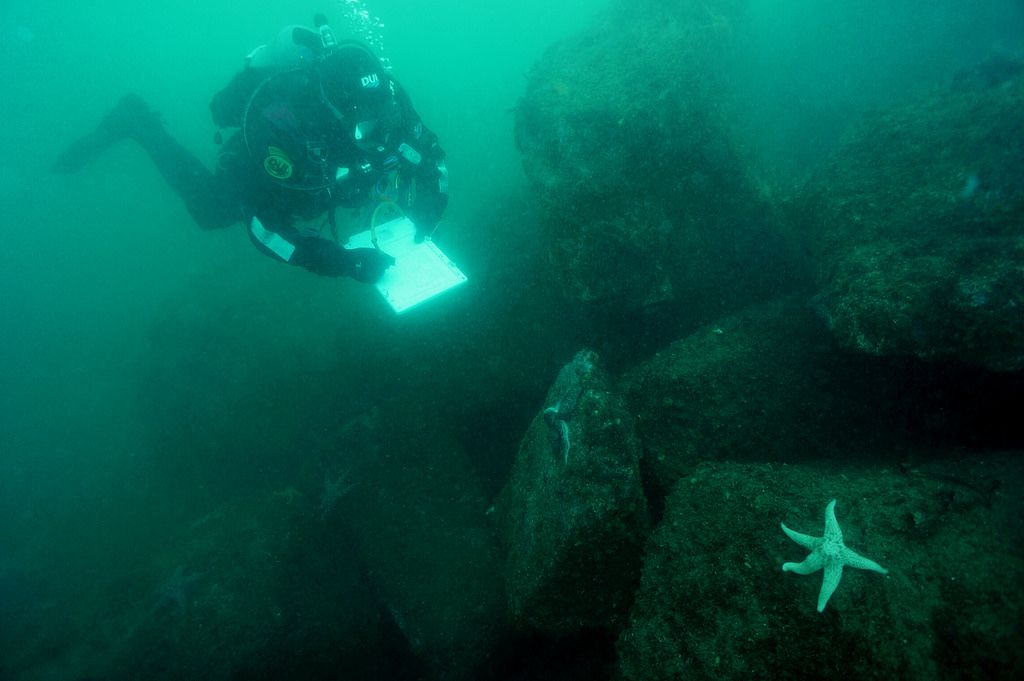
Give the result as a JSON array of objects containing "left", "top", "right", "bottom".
[
  {"left": 413, "top": 219, "right": 437, "bottom": 243},
  {"left": 344, "top": 247, "right": 395, "bottom": 284}
]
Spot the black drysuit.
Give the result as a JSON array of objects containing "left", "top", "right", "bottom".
[{"left": 106, "top": 47, "right": 448, "bottom": 279}]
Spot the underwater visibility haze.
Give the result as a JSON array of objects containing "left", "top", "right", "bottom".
[{"left": 1, "top": 0, "right": 1023, "bottom": 679}]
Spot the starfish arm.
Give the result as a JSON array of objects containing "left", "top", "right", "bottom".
[
  {"left": 841, "top": 546, "right": 888, "bottom": 574},
  {"left": 823, "top": 499, "right": 844, "bottom": 543},
  {"left": 781, "top": 522, "right": 820, "bottom": 549},
  {"left": 818, "top": 560, "right": 844, "bottom": 612},
  {"left": 782, "top": 552, "right": 824, "bottom": 575}
]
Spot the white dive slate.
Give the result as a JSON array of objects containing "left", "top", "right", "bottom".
[{"left": 345, "top": 217, "right": 467, "bottom": 314}]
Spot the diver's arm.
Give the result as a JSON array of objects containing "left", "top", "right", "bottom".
[
  {"left": 390, "top": 78, "right": 447, "bottom": 167},
  {"left": 389, "top": 80, "right": 450, "bottom": 237},
  {"left": 397, "top": 160, "right": 449, "bottom": 240},
  {"left": 246, "top": 216, "right": 393, "bottom": 281}
]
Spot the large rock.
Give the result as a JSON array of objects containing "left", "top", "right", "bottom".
[
  {"left": 794, "top": 56, "right": 1024, "bottom": 371},
  {"left": 514, "top": 1, "right": 799, "bottom": 320},
  {"left": 617, "top": 456, "right": 1024, "bottom": 680},
  {"left": 498, "top": 350, "right": 649, "bottom": 635},
  {"left": 620, "top": 296, "right": 871, "bottom": 495},
  {"left": 341, "top": 415, "right": 508, "bottom": 681},
  {"left": 619, "top": 295, "right": 1024, "bottom": 498},
  {"left": 121, "top": 410, "right": 508, "bottom": 681},
  {"left": 99, "top": 494, "right": 392, "bottom": 681}
]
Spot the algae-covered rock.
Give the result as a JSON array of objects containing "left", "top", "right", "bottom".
[
  {"left": 105, "top": 494, "right": 388, "bottom": 681},
  {"left": 796, "top": 56, "right": 1024, "bottom": 371},
  {"left": 514, "top": 1, "right": 798, "bottom": 319},
  {"left": 617, "top": 456, "right": 1024, "bottom": 680},
  {"left": 343, "top": 422, "right": 508, "bottom": 681},
  {"left": 620, "top": 294, "right": 1024, "bottom": 498},
  {"left": 619, "top": 296, "right": 889, "bottom": 494},
  {"left": 498, "top": 350, "right": 649, "bottom": 635}
]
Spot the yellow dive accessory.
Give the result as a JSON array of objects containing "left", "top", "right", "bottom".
[{"left": 263, "top": 146, "right": 294, "bottom": 180}]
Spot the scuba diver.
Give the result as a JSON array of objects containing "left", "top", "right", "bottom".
[{"left": 52, "top": 15, "right": 448, "bottom": 283}]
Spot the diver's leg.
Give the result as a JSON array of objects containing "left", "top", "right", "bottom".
[{"left": 52, "top": 94, "right": 239, "bottom": 229}]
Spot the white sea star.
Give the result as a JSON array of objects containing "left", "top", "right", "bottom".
[{"left": 781, "top": 499, "right": 888, "bottom": 612}]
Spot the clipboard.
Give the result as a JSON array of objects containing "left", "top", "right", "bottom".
[{"left": 345, "top": 217, "right": 468, "bottom": 314}]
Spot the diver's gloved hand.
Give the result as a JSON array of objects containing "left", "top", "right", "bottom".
[
  {"left": 344, "top": 247, "right": 395, "bottom": 284},
  {"left": 408, "top": 217, "right": 435, "bottom": 243}
]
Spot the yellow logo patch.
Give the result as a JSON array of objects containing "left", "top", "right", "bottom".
[{"left": 263, "top": 146, "right": 294, "bottom": 180}]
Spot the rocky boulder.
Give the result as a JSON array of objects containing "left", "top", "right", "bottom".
[
  {"left": 794, "top": 56, "right": 1024, "bottom": 371},
  {"left": 620, "top": 296, "right": 872, "bottom": 495},
  {"left": 340, "top": 415, "right": 509, "bottom": 681},
  {"left": 617, "top": 456, "right": 1024, "bottom": 679},
  {"left": 619, "top": 294, "right": 1024, "bottom": 499},
  {"left": 514, "top": 1, "right": 799, "bottom": 321},
  {"left": 101, "top": 494, "right": 391, "bottom": 681},
  {"left": 497, "top": 350, "right": 649, "bottom": 635}
]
